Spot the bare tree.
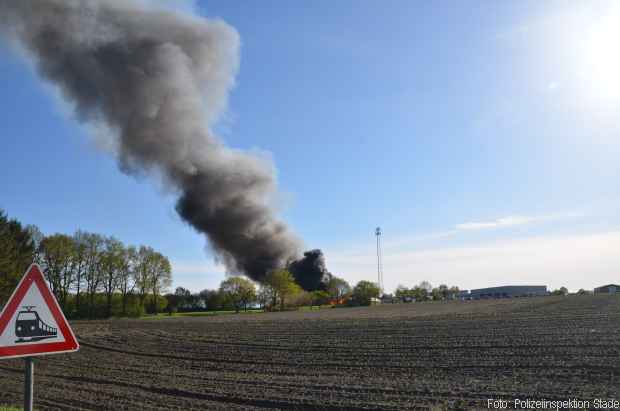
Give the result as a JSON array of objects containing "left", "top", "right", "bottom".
[
  {"left": 83, "top": 233, "right": 104, "bottom": 319},
  {"left": 118, "top": 245, "right": 136, "bottom": 316},
  {"left": 101, "top": 237, "right": 125, "bottom": 318},
  {"left": 26, "top": 224, "right": 44, "bottom": 264},
  {"left": 256, "top": 285, "right": 274, "bottom": 310},
  {"left": 39, "top": 233, "right": 75, "bottom": 310},
  {"left": 326, "top": 276, "right": 351, "bottom": 303},
  {"left": 71, "top": 230, "right": 90, "bottom": 315}
]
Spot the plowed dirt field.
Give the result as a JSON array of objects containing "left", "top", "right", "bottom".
[{"left": 1, "top": 295, "right": 619, "bottom": 410}]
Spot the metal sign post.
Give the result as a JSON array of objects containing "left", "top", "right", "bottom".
[
  {"left": 0, "top": 264, "right": 79, "bottom": 410},
  {"left": 24, "top": 357, "right": 34, "bottom": 411}
]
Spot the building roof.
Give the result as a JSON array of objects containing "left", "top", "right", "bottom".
[{"left": 470, "top": 285, "right": 547, "bottom": 292}]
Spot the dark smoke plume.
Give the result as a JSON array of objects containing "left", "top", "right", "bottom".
[
  {"left": 0, "top": 0, "right": 303, "bottom": 282},
  {"left": 288, "top": 249, "right": 332, "bottom": 291}
]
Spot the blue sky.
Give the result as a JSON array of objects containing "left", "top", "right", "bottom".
[{"left": 1, "top": 0, "right": 619, "bottom": 293}]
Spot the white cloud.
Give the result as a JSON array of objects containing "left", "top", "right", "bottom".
[
  {"left": 330, "top": 211, "right": 585, "bottom": 268},
  {"left": 456, "top": 216, "right": 536, "bottom": 230},
  {"left": 171, "top": 210, "right": 597, "bottom": 293},
  {"left": 326, "top": 230, "right": 620, "bottom": 294},
  {"left": 455, "top": 212, "right": 580, "bottom": 231}
]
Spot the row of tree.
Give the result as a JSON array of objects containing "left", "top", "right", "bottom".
[
  {"left": 38, "top": 232, "right": 172, "bottom": 318},
  {"left": 3, "top": 209, "right": 370, "bottom": 318},
  {"left": 3, "top": 210, "right": 492, "bottom": 320},
  {"left": 1, "top": 210, "right": 172, "bottom": 318},
  {"left": 166, "top": 270, "right": 355, "bottom": 314},
  {"left": 394, "top": 281, "right": 460, "bottom": 301}
]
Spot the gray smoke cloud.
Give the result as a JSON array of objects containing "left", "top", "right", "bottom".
[{"left": 0, "top": 0, "right": 302, "bottom": 282}]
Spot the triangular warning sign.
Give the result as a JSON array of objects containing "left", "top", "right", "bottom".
[{"left": 0, "top": 264, "right": 79, "bottom": 359}]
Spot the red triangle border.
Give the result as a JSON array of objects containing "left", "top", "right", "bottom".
[{"left": 0, "top": 264, "right": 79, "bottom": 359}]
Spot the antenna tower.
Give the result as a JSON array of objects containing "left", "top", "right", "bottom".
[{"left": 375, "top": 227, "right": 384, "bottom": 295}]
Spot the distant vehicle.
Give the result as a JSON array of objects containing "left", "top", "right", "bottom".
[{"left": 15, "top": 306, "right": 57, "bottom": 343}]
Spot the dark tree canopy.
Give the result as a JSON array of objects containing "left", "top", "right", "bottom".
[
  {"left": 0, "top": 210, "right": 36, "bottom": 304},
  {"left": 351, "top": 281, "right": 381, "bottom": 306}
]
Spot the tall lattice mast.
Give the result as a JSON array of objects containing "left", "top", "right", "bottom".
[{"left": 375, "top": 227, "right": 383, "bottom": 295}]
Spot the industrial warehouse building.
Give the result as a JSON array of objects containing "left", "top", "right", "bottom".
[
  {"left": 469, "top": 285, "right": 548, "bottom": 299},
  {"left": 453, "top": 290, "right": 470, "bottom": 300},
  {"left": 594, "top": 284, "right": 620, "bottom": 294}
]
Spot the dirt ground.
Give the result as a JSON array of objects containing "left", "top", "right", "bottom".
[{"left": 0, "top": 295, "right": 619, "bottom": 410}]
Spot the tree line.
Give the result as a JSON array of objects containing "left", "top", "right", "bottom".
[
  {"left": 166, "top": 270, "right": 355, "bottom": 314},
  {"left": 167, "top": 277, "right": 469, "bottom": 314},
  {"left": 4, "top": 209, "right": 510, "bottom": 320},
  {"left": 394, "top": 281, "right": 461, "bottom": 302},
  {"left": 2, "top": 209, "right": 360, "bottom": 317},
  {"left": 0, "top": 210, "right": 171, "bottom": 318},
  {"left": 168, "top": 276, "right": 470, "bottom": 313}
]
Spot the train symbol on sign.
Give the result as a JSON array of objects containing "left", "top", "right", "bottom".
[{"left": 15, "top": 306, "right": 57, "bottom": 343}]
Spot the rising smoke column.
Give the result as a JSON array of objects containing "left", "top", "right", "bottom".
[
  {"left": 0, "top": 0, "right": 301, "bottom": 281},
  {"left": 288, "top": 249, "right": 333, "bottom": 291}
]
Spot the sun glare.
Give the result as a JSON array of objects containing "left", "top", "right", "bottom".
[{"left": 580, "top": 10, "right": 620, "bottom": 102}]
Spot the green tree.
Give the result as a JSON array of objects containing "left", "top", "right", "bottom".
[
  {"left": 419, "top": 281, "right": 433, "bottom": 293},
  {"left": 310, "top": 290, "right": 330, "bottom": 308},
  {"left": 326, "top": 276, "right": 351, "bottom": 303},
  {"left": 395, "top": 284, "right": 417, "bottom": 301},
  {"left": 438, "top": 284, "right": 449, "bottom": 299},
  {"left": 165, "top": 286, "right": 191, "bottom": 315},
  {"left": 199, "top": 288, "right": 224, "bottom": 311},
  {"left": 133, "top": 245, "right": 154, "bottom": 308},
  {"left": 395, "top": 284, "right": 408, "bottom": 298},
  {"left": 410, "top": 286, "right": 426, "bottom": 301},
  {"left": 411, "top": 281, "right": 433, "bottom": 301},
  {"left": 448, "top": 285, "right": 460, "bottom": 300},
  {"left": 0, "top": 210, "right": 35, "bottom": 304},
  {"left": 176, "top": 287, "right": 192, "bottom": 309},
  {"left": 150, "top": 252, "right": 172, "bottom": 314},
  {"left": 552, "top": 286, "right": 569, "bottom": 296},
  {"left": 220, "top": 276, "right": 257, "bottom": 313},
  {"left": 351, "top": 281, "right": 381, "bottom": 306},
  {"left": 265, "top": 269, "right": 301, "bottom": 311}
]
